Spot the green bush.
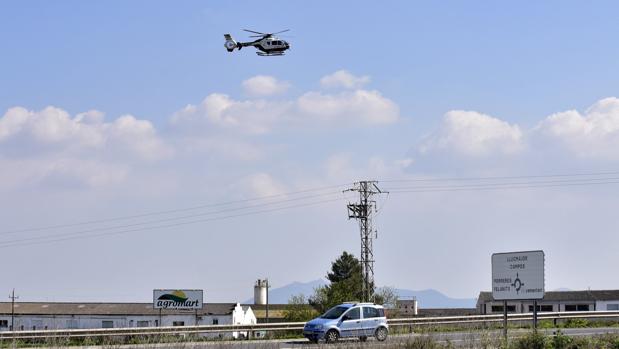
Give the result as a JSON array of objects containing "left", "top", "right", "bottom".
[
  {"left": 551, "top": 330, "right": 572, "bottom": 349},
  {"left": 539, "top": 320, "right": 556, "bottom": 329},
  {"left": 510, "top": 331, "right": 548, "bottom": 349},
  {"left": 564, "top": 318, "right": 589, "bottom": 328}
]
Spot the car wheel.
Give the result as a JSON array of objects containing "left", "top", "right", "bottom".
[
  {"left": 359, "top": 335, "right": 368, "bottom": 342},
  {"left": 375, "top": 327, "right": 388, "bottom": 341},
  {"left": 325, "top": 329, "right": 339, "bottom": 343}
]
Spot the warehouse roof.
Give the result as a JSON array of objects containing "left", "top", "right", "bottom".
[
  {"left": 0, "top": 302, "right": 240, "bottom": 316},
  {"left": 477, "top": 290, "right": 619, "bottom": 303}
]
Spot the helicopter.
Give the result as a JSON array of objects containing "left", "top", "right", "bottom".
[{"left": 224, "top": 29, "right": 290, "bottom": 56}]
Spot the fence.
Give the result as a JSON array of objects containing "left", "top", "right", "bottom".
[{"left": 1, "top": 311, "right": 618, "bottom": 341}]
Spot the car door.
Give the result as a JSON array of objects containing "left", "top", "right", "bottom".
[
  {"left": 338, "top": 307, "right": 361, "bottom": 338},
  {"left": 362, "top": 306, "right": 381, "bottom": 336}
]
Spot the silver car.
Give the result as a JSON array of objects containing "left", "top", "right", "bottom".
[{"left": 303, "top": 302, "right": 388, "bottom": 343}]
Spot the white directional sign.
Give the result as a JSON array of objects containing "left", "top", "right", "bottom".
[{"left": 492, "top": 250, "right": 544, "bottom": 300}]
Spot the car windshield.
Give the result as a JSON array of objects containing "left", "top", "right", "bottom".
[{"left": 321, "top": 306, "right": 348, "bottom": 319}]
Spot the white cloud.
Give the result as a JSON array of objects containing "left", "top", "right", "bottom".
[
  {"left": 172, "top": 89, "right": 399, "bottom": 134},
  {"left": 297, "top": 90, "right": 398, "bottom": 125},
  {"left": 176, "top": 136, "right": 264, "bottom": 162},
  {"left": 420, "top": 110, "right": 524, "bottom": 157},
  {"left": 320, "top": 70, "right": 370, "bottom": 89},
  {"left": 242, "top": 75, "right": 290, "bottom": 96},
  {"left": 0, "top": 106, "right": 172, "bottom": 161},
  {"left": 108, "top": 115, "right": 173, "bottom": 161},
  {"left": 0, "top": 156, "right": 129, "bottom": 190},
  {"left": 244, "top": 173, "right": 287, "bottom": 197},
  {"left": 0, "top": 106, "right": 174, "bottom": 190},
  {"left": 172, "top": 94, "right": 293, "bottom": 134},
  {"left": 535, "top": 97, "right": 619, "bottom": 159}
]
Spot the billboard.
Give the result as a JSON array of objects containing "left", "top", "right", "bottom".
[
  {"left": 492, "top": 250, "right": 544, "bottom": 300},
  {"left": 153, "top": 289, "right": 203, "bottom": 310}
]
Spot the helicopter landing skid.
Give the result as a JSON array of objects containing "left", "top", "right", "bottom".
[{"left": 256, "top": 52, "right": 285, "bottom": 56}]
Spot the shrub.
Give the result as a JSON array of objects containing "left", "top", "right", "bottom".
[
  {"left": 510, "top": 331, "right": 548, "bottom": 349},
  {"left": 551, "top": 330, "right": 572, "bottom": 349},
  {"left": 564, "top": 318, "right": 589, "bottom": 328}
]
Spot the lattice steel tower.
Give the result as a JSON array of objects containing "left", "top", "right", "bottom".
[{"left": 345, "top": 181, "right": 387, "bottom": 302}]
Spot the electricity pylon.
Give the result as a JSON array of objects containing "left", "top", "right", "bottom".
[{"left": 345, "top": 181, "right": 387, "bottom": 302}]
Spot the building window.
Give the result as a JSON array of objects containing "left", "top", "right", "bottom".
[
  {"left": 172, "top": 321, "right": 184, "bottom": 326},
  {"left": 491, "top": 305, "right": 516, "bottom": 313},
  {"left": 607, "top": 304, "right": 619, "bottom": 311},
  {"left": 565, "top": 304, "right": 590, "bottom": 311},
  {"left": 102, "top": 321, "right": 114, "bottom": 328},
  {"left": 212, "top": 318, "right": 219, "bottom": 325},
  {"left": 0, "top": 320, "right": 7, "bottom": 328},
  {"left": 137, "top": 321, "right": 149, "bottom": 327},
  {"left": 155, "top": 320, "right": 159, "bottom": 327},
  {"left": 528, "top": 305, "right": 553, "bottom": 312}
]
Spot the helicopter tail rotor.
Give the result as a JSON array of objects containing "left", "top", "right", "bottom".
[{"left": 223, "top": 34, "right": 238, "bottom": 52}]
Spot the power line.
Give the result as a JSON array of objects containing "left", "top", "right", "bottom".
[
  {"left": 0, "top": 196, "right": 350, "bottom": 249},
  {"left": 383, "top": 176, "right": 619, "bottom": 191},
  {"left": 0, "top": 183, "right": 352, "bottom": 236},
  {"left": 387, "top": 179, "right": 619, "bottom": 193},
  {"left": 380, "top": 170, "right": 619, "bottom": 183},
  {"left": 4, "top": 172, "right": 619, "bottom": 249},
  {"left": 0, "top": 191, "right": 350, "bottom": 246}
]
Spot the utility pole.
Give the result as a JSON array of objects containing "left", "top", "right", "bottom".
[
  {"left": 345, "top": 181, "right": 387, "bottom": 302},
  {"left": 9, "top": 289, "right": 18, "bottom": 331}
]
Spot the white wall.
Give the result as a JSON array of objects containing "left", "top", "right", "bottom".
[
  {"left": 596, "top": 301, "right": 619, "bottom": 311},
  {"left": 0, "top": 314, "right": 233, "bottom": 334}
]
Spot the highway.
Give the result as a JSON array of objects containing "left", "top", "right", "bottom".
[{"left": 24, "top": 327, "right": 619, "bottom": 349}]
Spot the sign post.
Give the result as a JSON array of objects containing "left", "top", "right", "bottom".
[{"left": 492, "top": 250, "right": 545, "bottom": 338}]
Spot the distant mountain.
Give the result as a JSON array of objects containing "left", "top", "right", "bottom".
[
  {"left": 243, "top": 279, "right": 476, "bottom": 308},
  {"left": 243, "top": 279, "right": 327, "bottom": 304},
  {"left": 394, "top": 288, "right": 476, "bottom": 308}
]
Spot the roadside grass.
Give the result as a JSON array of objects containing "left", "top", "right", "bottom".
[{"left": 2, "top": 327, "right": 619, "bottom": 348}]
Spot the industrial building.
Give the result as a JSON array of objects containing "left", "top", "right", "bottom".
[
  {"left": 477, "top": 290, "right": 619, "bottom": 314},
  {"left": 0, "top": 302, "right": 256, "bottom": 338}
]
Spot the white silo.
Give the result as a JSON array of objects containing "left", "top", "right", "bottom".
[{"left": 254, "top": 279, "right": 268, "bottom": 305}]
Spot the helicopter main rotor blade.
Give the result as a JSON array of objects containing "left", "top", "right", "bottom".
[
  {"left": 243, "top": 29, "right": 266, "bottom": 35},
  {"left": 271, "top": 29, "right": 290, "bottom": 35}
]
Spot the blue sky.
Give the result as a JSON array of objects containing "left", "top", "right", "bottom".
[{"left": 1, "top": 1, "right": 619, "bottom": 303}]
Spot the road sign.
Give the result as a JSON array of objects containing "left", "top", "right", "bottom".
[{"left": 492, "top": 250, "right": 544, "bottom": 300}]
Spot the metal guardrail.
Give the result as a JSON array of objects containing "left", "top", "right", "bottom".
[{"left": 1, "top": 311, "right": 618, "bottom": 340}]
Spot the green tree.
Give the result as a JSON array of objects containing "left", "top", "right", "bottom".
[
  {"left": 327, "top": 251, "right": 362, "bottom": 283},
  {"left": 283, "top": 294, "right": 319, "bottom": 322},
  {"left": 309, "top": 251, "right": 365, "bottom": 313}
]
